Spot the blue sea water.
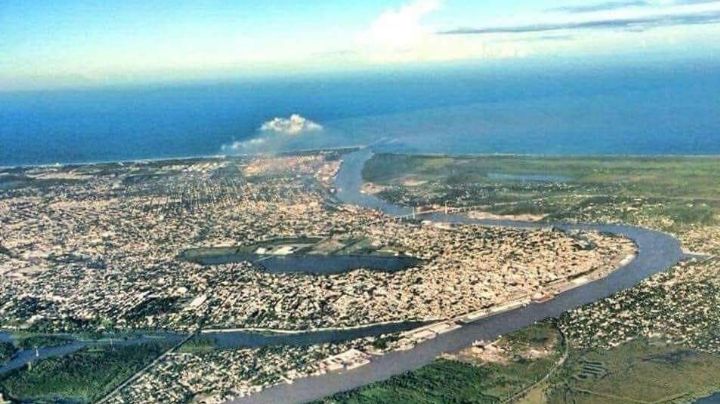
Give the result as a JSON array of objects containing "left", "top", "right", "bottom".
[
  {"left": 697, "top": 393, "right": 720, "bottom": 404},
  {"left": 1, "top": 61, "right": 719, "bottom": 167}
]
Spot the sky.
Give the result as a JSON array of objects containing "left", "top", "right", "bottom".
[{"left": 2, "top": 0, "right": 720, "bottom": 90}]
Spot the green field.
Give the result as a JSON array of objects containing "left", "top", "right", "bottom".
[
  {"left": 178, "top": 336, "right": 217, "bottom": 353},
  {"left": 0, "top": 342, "right": 171, "bottom": 403},
  {"left": 180, "top": 236, "right": 402, "bottom": 265},
  {"left": 363, "top": 154, "right": 720, "bottom": 253},
  {"left": 364, "top": 154, "right": 720, "bottom": 200},
  {"left": 180, "top": 237, "right": 333, "bottom": 263},
  {"left": 364, "top": 154, "right": 720, "bottom": 211},
  {"left": 548, "top": 339, "right": 720, "bottom": 404},
  {"left": 180, "top": 237, "right": 323, "bottom": 261}
]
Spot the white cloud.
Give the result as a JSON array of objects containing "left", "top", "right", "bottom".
[
  {"left": 260, "top": 114, "right": 323, "bottom": 135},
  {"left": 352, "top": 0, "right": 526, "bottom": 64},
  {"left": 449, "top": 0, "right": 720, "bottom": 35},
  {"left": 358, "top": 0, "right": 443, "bottom": 48},
  {"left": 345, "top": 0, "right": 720, "bottom": 65},
  {"left": 221, "top": 114, "right": 324, "bottom": 154}
]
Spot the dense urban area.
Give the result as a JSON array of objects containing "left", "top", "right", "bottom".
[
  {"left": 1, "top": 150, "right": 718, "bottom": 403},
  {"left": 326, "top": 153, "right": 720, "bottom": 404}
]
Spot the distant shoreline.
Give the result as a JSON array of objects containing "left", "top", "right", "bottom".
[
  {"left": 2, "top": 144, "right": 719, "bottom": 171},
  {"left": 0, "top": 145, "right": 364, "bottom": 171}
]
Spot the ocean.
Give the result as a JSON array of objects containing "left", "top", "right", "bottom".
[{"left": 1, "top": 60, "right": 719, "bottom": 167}]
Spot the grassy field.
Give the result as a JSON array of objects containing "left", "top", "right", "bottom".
[
  {"left": 363, "top": 154, "right": 720, "bottom": 200},
  {"left": 0, "top": 342, "right": 171, "bottom": 403},
  {"left": 548, "top": 339, "right": 720, "bottom": 404},
  {"left": 363, "top": 154, "right": 720, "bottom": 253},
  {"left": 178, "top": 336, "right": 217, "bottom": 354},
  {"left": 181, "top": 236, "right": 402, "bottom": 265}
]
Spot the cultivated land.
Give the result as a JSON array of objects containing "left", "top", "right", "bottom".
[
  {"left": 323, "top": 153, "right": 720, "bottom": 403},
  {"left": 0, "top": 151, "right": 637, "bottom": 403}
]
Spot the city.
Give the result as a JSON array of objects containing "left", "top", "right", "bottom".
[
  {"left": 2, "top": 0, "right": 720, "bottom": 402},
  {"left": 1, "top": 150, "right": 644, "bottom": 403}
]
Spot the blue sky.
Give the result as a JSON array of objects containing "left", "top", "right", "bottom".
[{"left": 2, "top": 0, "right": 720, "bottom": 90}]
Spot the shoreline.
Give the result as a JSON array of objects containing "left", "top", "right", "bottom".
[
  {"left": 0, "top": 145, "right": 366, "bottom": 171},
  {"left": 200, "top": 319, "right": 440, "bottom": 336},
  {"left": 2, "top": 145, "right": 720, "bottom": 171}
]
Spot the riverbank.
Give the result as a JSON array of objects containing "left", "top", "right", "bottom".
[{"left": 227, "top": 149, "right": 685, "bottom": 404}]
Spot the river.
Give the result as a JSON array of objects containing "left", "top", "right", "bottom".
[
  {"left": 228, "top": 148, "right": 686, "bottom": 404},
  {"left": 204, "top": 321, "right": 432, "bottom": 350},
  {"left": 697, "top": 393, "right": 720, "bottom": 403},
  {"left": 0, "top": 150, "right": 688, "bottom": 402},
  {"left": 0, "top": 320, "right": 435, "bottom": 376},
  {"left": 0, "top": 332, "right": 186, "bottom": 376}
]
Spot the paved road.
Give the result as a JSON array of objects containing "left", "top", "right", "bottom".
[{"left": 229, "top": 149, "right": 685, "bottom": 404}]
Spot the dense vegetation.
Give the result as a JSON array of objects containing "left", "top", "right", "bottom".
[
  {"left": 178, "top": 336, "right": 216, "bottom": 353},
  {"left": 321, "top": 359, "right": 501, "bottom": 404},
  {"left": 14, "top": 335, "right": 74, "bottom": 350},
  {"left": 0, "top": 342, "right": 16, "bottom": 363},
  {"left": 0, "top": 342, "right": 170, "bottom": 403}
]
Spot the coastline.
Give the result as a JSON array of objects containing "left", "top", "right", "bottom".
[
  {"left": 0, "top": 146, "right": 366, "bottom": 171},
  {"left": 2, "top": 144, "right": 720, "bottom": 171}
]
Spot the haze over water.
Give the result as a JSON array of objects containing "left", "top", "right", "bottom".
[{"left": 1, "top": 61, "right": 719, "bottom": 167}]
